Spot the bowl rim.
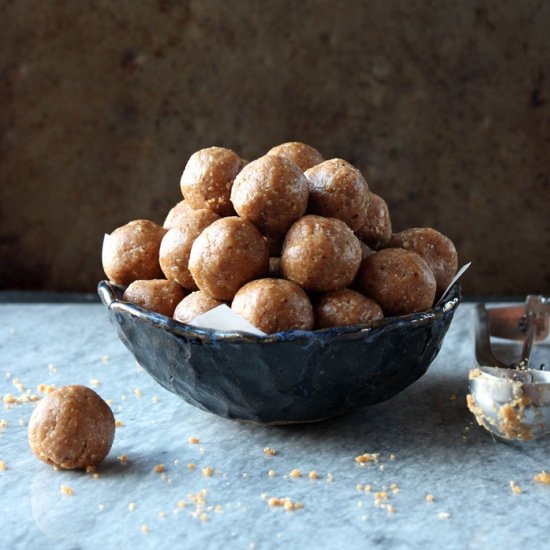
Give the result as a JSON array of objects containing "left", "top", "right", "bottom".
[{"left": 98, "top": 280, "right": 461, "bottom": 344}]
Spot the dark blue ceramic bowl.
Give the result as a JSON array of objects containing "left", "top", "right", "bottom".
[{"left": 98, "top": 281, "right": 461, "bottom": 425}]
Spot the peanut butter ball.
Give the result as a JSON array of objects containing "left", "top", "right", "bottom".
[
  {"left": 355, "top": 192, "right": 392, "bottom": 249},
  {"left": 180, "top": 147, "right": 245, "bottom": 216},
  {"left": 305, "top": 159, "right": 369, "bottom": 231},
  {"left": 28, "top": 386, "right": 115, "bottom": 470},
  {"left": 389, "top": 227, "right": 458, "bottom": 294},
  {"left": 159, "top": 209, "right": 220, "bottom": 289},
  {"left": 315, "top": 289, "right": 383, "bottom": 329},
  {"left": 173, "top": 291, "right": 224, "bottom": 324},
  {"left": 189, "top": 217, "right": 269, "bottom": 301},
  {"left": 123, "top": 279, "right": 186, "bottom": 317},
  {"left": 163, "top": 199, "right": 194, "bottom": 229},
  {"left": 267, "top": 142, "right": 324, "bottom": 172},
  {"left": 102, "top": 219, "right": 166, "bottom": 286},
  {"left": 232, "top": 278, "right": 314, "bottom": 333},
  {"left": 231, "top": 155, "right": 309, "bottom": 237},
  {"left": 356, "top": 248, "right": 436, "bottom": 316},
  {"left": 281, "top": 215, "right": 362, "bottom": 292}
]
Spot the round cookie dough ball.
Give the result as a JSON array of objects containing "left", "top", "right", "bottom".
[
  {"left": 355, "top": 192, "right": 392, "bottom": 249},
  {"left": 389, "top": 227, "right": 458, "bottom": 294},
  {"left": 180, "top": 147, "right": 246, "bottom": 216},
  {"left": 232, "top": 278, "right": 314, "bottom": 333},
  {"left": 189, "top": 217, "right": 269, "bottom": 301},
  {"left": 356, "top": 248, "right": 436, "bottom": 316},
  {"left": 28, "top": 385, "right": 115, "bottom": 470},
  {"left": 163, "top": 199, "right": 194, "bottom": 229},
  {"left": 173, "top": 291, "right": 224, "bottom": 324},
  {"left": 305, "top": 159, "right": 369, "bottom": 231},
  {"left": 231, "top": 155, "right": 309, "bottom": 237},
  {"left": 267, "top": 142, "right": 324, "bottom": 172},
  {"left": 315, "top": 289, "right": 383, "bottom": 329},
  {"left": 281, "top": 215, "right": 362, "bottom": 292},
  {"left": 123, "top": 279, "right": 186, "bottom": 317},
  {"left": 159, "top": 209, "right": 220, "bottom": 289},
  {"left": 102, "top": 219, "right": 166, "bottom": 286}
]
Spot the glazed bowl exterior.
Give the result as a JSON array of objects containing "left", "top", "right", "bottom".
[{"left": 98, "top": 281, "right": 461, "bottom": 425}]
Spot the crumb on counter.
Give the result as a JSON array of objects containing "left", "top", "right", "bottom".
[
  {"left": 128, "top": 502, "right": 136, "bottom": 512},
  {"left": 61, "top": 485, "right": 74, "bottom": 495},
  {"left": 85, "top": 465, "right": 96, "bottom": 474},
  {"left": 308, "top": 471, "right": 318, "bottom": 480},
  {"left": 119, "top": 454, "right": 128, "bottom": 464},
  {"left": 534, "top": 471, "right": 550, "bottom": 484},
  {"left": 0, "top": 460, "right": 7, "bottom": 471},
  {"left": 290, "top": 469, "right": 301, "bottom": 478},
  {"left": 355, "top": 453, "right": 379, "bottom": 464},
  {"left": 356, "top": 484, "right": 363, "bottom": 491},
  {"left": 437, "top": 512, "right": 451, "bottom": 520},
  {"left": 115, "top": 420, "right": 123, "bottom": 428},
  {"left": 89, "top": 379, "right": 101, "bottom": 387},
  {"left": 263, "top": 447, "right": 277, "bottom": 457},
  {"left": 188, "top": 463, "right": 196, "bottom": 471},
  {"left": 188, "top": 436, "right": 200, "bottom": 444},
  {"left": 177, "top": 500, "right": 187, "bottom": 508},
  {"left": 154, "top": 464, "right": 165, "bottom": 474},
  {"left": 327, "top": 473, "right": 334, "bottom": 482},
  {"left": 101, "top": 355, "right": 110, "bottom": 364},
  {"left": 426, "top": 494, "right": 435, "bottom": 502},
  {"left": 0, "top": 419, "right": 6, "bottom": 429},
  {"left": 510, "top": 480, "right": 522, "bottom": 494},
  {"left": 268, "top": 469, "right": 276, "bottom": 478},
  {"left": 135, "top": 388, "right": 142, "bottom": 397},
  {"left": 202, "top": 466, "right": 213, "bottom": 477},
  {"left": 268, "top": 497, "right": 303, "bottom": 511},
  {"left": 389, "top": 454, "right": 396, "bottom": 461},
  {"left": 364, "top": 484, "right": 372, "bottom": 493},
  {"left": 141, "top": 525, "right": 150, "bottom": 534}
]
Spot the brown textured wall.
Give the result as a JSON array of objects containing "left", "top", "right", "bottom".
[{"left": 1, "top": 0, "right": 549, "bottom": 295}]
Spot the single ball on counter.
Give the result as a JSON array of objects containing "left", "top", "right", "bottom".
[
  {"left": 122, "top": 279, "right": 186, "bottom": 317},
  {"left": 281, "top": 215, "right": 362, "bottom": 292},
  {"left": 305, "top": 159, "right": 369, "bottom": 231},
  {"left": 102, "top": 219, "right": 166, "bottom": 286},
  {"left": 173, "top": 291, "right": 224, "bottom": 324},
  {"left": 267, "top": 142, "right": 324, "bottom": 172},
  {"left": 232, "top": 278, "right": 314, "bottom": 333},
  {"left": 389, "top": 227, "right": 458, "bottom": 294},
  {"left": 231, "top": 155, "right": 309, "bottom": 237},
  {"left": 28, "top": 385, "right": 115, "bottom": 470},
  {"left": 189, "top": 217, "right": 269, "bottom": 301},
  {"left": 356, "top": 248, "right": 436, "bottom": 316},
  {"left": 159, "top": 209, "right": 220, "bottom": 289},
  {"left": 163, "top": 199, "right": 194, "bottom": 229},
  {"left": 355, "top": 192, "right": 392, "bottom": 249},
  {"left": 314, "top": 289, "right": 383, "bottom": 329},
  {"left": 180, "top": 147, "right": 246, "bottom": 216}
]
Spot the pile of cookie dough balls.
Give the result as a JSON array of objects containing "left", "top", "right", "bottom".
[{"left": 102, "top": 142, "right": 458, "bottom": 334}]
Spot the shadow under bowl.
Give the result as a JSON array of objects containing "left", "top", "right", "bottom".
[{"left": 98, "top": 281, "right": 461, "bottom": 425}]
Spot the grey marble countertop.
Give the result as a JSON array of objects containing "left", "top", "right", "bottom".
[{"left": 1, "top": 299, "right": 549, "bottom": 550}]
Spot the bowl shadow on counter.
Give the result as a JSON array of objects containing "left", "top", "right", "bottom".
[{"left": 258, "top": 371, "right": 498, "bottom": 453}]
